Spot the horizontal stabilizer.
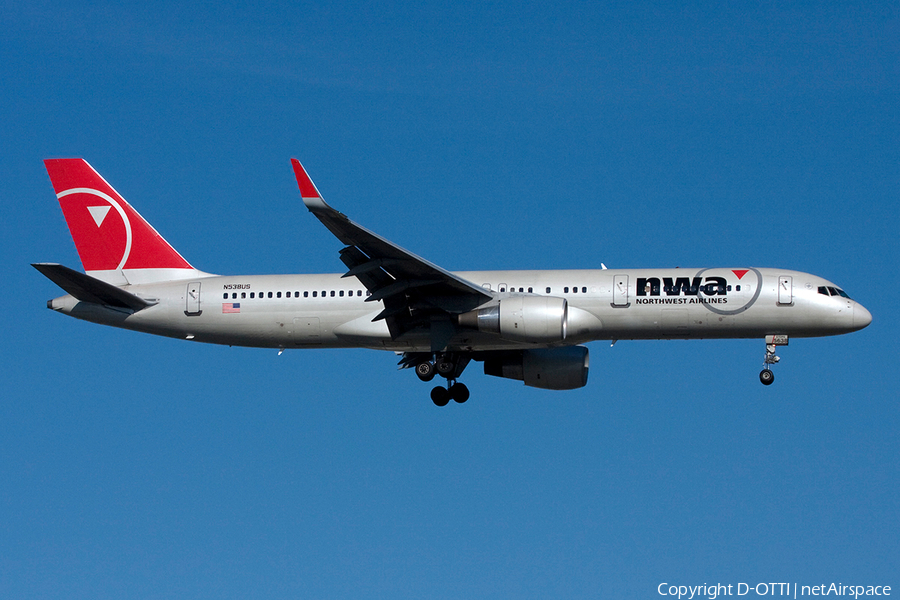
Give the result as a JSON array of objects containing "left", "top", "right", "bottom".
[{"left": 33, "top": 263, "right": 156, "bottom": 311}]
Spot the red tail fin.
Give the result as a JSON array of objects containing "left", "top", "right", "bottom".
[{"left": 44, "top": 159, "right": 196, "bottom": 283}]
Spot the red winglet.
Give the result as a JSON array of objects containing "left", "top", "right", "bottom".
[{"left": 291, "top": 158, "right": 322, "bottom": 200}]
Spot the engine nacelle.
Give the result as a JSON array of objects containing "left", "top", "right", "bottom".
[
  {"left": 457, "top": 296, "right": 567, "bottom": 343},
  {"left": 484, "top": 346, "right": 590, "bottom": 390}
]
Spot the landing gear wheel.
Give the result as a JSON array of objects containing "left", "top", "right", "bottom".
[
  {"left": 431, "top": 386, "right": 451, "bottom": 407},
  {"left": 449, "top": 382, "right": 470, "bottom": 404},
  {"left": 436, "top": 359, "right": 456, "bottom": 377},
  {"left": 415, "top": 361, "right": 436, "bottom": 382},
  {"left": 759, "top": 369, "right": 775, "bottom": 386}
]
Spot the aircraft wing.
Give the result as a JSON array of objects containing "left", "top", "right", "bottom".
[{"left": 291, "top": 159, "right": 493, "bottom": 341}]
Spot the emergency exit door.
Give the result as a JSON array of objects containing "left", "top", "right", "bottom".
[
  {"left": 613, "top": 275, "right": 629, "bottom": 306},
  {"left": 185, "top": 281, "right": 202, "bottom": 316},
  {"left": 778, "top": 276, "right": 793, "bottom": 305}
]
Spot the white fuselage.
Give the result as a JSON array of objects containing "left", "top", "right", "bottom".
[{"left": 48, "top": 267, "right": 871, "bottom": 352}]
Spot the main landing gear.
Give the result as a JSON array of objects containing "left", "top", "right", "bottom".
[
  {"left": 759, "top": 335, "right": 788, "bottom": 386},
  {"left": 430, "top": 382, "right": 470, "bottom": 407},
  {"left": 415, "top": 353, "right": 470, "bottom": 406}
]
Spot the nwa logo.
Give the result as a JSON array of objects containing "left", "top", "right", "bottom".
[
  {"left": 637, "top": 276, "right": 728, "bottom": 296},
  {"left": 635, "top": 276, "right": 729, "bottom": 305},
  {"left": 634, "top": 269, "right": 761, "bottom": 314}
]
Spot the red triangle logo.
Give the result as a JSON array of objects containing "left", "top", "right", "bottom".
[{"left": 732, "top": 269, "right": 749, "bottom": 280}]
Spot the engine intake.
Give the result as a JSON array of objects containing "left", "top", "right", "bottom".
[{"left": 457, "top": 296, "right": 567, "bottom": 343}]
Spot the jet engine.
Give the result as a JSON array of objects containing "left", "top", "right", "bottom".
[
  {"left": 457, "top": 296, "right": 567, "bottom": 343},
  {"left": 483, "top": 346, "right": 589, "bottom": 390}
]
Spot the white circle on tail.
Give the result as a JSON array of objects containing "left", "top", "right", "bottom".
[{"left": 57, "top": 187, "right": 133, "bottom": 271}]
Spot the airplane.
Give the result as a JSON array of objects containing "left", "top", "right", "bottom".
[{"left": 34, "top": 158, "right": 872, "bottom": 406}]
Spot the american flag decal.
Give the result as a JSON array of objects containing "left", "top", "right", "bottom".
[{"left": 222, "top": 302, "right": 241, "bottom": 313}]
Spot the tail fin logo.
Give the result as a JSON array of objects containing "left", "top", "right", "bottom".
[
  {"left": 45, "top": 158, "right": 193, "bottom": 275},
  {"left": 58, "top": 187, "right": 134, "bottom": 271},
  {"left": 87, "top": 205, "right": 111, "bottom": 228}
]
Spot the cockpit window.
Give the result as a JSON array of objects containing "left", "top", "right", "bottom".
[{"left": 819, "top": 285, "right": 851, "bottom": 299}]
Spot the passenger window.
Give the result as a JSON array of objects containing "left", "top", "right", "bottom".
[
  {"left": 582, "top": 287, "right": 587, "bottom": 293},
  {"left": 304, "top": 291, "right": 309, "bottom": 298},
  {"left": 330, "top": 291, "right": 335, "bottom": 297},
  {"left": 223, "top": 293, "right": 228, "bottom": 299},
  {"left": 357, "top": 290, "right": 362, "bottom": 296},
  {"left": 546, "top": 287, "right": 551, "bottom": 294},
  {"left": 268, "top": 292, "right": 273, "bottom": 298},
  {"left": 312, "top": 291, "right": 317, "bottom": 297},
  {"left": 736, "top": 285, "right": 741, "bottom": 292},
  {"left": 232, "top": 293, "right": 237, "bottom": 299},
  {"left": 276, "top": 292, "right": 281, "bottom": 298},
  {"left": 564, "top": 287, "right": 569, "bottom": 293},
  {"left": 499, "top": 287, "right": 506, "bottom": 292},
  {"left": 241, "top": 292, "right": 246, "bottom": 299},
  {"left": 250, "top": 292, "right": 255, "bottom": 299},
  {"left": 528, "top": 287, "right": 533, "bottom": 293}
]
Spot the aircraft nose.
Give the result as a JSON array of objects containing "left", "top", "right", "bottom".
[{"left": 853, "top": 303, "right": 872, "bottom": 330}]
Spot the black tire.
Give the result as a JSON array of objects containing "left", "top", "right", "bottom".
[
  {"left": 449, "top": 383, "right": 470, "bottom": 404},
  {"left": 431, "top": 386, "right": 450, "bottom": 407},
  {"left": 759, "top": 369, "right": 775, "bottom": 385},
  {"left": 436, "top": 359, "right": 456, "bottom": 377},
  {"left": 415, "top": 361, "right": 436, "bottom": 382}
]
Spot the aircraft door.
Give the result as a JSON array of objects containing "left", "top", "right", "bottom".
[
  {"left": 612, "top": 275, "right": 629, "bottom": 306},
  {"left": 778, "top": 276, "right": 793, "bottom": 305},
  {"left": 185, "top": 282, "right": 202, "bottom": 316}
]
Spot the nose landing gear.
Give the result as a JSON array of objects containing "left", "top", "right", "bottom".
[{"left": 759, "top": 335, "right": 788, "bottom": 386}]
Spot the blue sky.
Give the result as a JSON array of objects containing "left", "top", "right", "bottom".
[{"left": 1, "top": 1, "right": 898, "bottom": 598}]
